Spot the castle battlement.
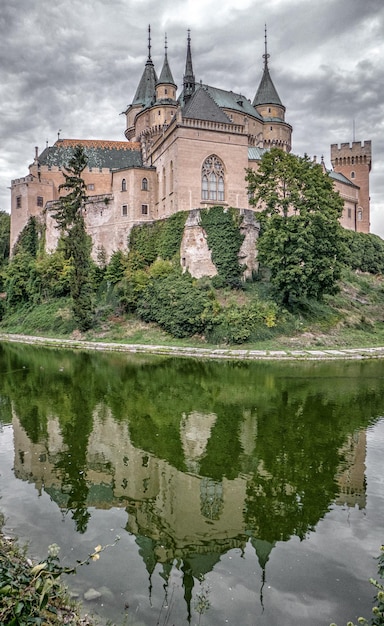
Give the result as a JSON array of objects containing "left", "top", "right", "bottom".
[{"left": 331, "top": 141, "right": 371, "bottom": 156}]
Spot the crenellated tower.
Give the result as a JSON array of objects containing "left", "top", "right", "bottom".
[{"left": 331, "top": 141, "right": 372, "bottom": 233}]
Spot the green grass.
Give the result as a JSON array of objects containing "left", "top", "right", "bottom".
[{"left": 1, "top": 271, "right": 384, "bottom": 351}]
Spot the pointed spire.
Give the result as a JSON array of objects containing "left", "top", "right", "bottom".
[
  {"left": 132, "top": 25, "right": 158, "bottom": 107},
  {"left": 183, "top": 29, "right": 195, "bottom": 103},
  {"left": 253, "top": 25, "right": 283, "bottom": 107},
  {"left": 158, "top": 33, "right": 176, "bottom": 87}
]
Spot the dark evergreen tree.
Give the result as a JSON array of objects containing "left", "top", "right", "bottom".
[
  {"left": 50, "top": 145, "right": 95, "bottom": 330},
  {"left": 246, "top": 148, "right": 345, "bottom": 306}
]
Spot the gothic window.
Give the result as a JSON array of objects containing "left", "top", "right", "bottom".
[
  {"left": 122, "top": 178, "right": 127, "bottom": 191},
  {"left": 141, "top": 177, "right": 148, "bottom": 191},
  {"left": 201, "top": 155, "right": 225, "bottom": 202}
]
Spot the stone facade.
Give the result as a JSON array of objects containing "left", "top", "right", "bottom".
[{"left": 10, "top": 30, "right": 372, "bottom": 274}]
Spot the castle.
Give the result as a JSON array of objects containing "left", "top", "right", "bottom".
[{"left": 10, "top": 28, "right": 372, "bottom": 264}]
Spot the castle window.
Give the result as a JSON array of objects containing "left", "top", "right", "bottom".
[
  {"left": 141, "top": 177, "right": 148, "bottom": 191},
  {"left": 37, "top": 196, "right": 44, "bottom": 207},
  {"left": 357, "top": 209, "right": 363, "bottom": 221},
  {"left": 122, "top": 205, "right": 128, "bottom": 216},
  {"left": 165, "top": 88, "right": 168, "bottom": 95},
  {"left": 170, "top": 161, "right": 174, "bottom": 193},
  {"left": 351, "top": 171, "right": 355, "bottom": 179},
  {"left": 16, "top": 196, "right": 22, "bottom": 208},
  {"left": 141, "top": 204, "right": 148, "bottom": 215},
  {"left": 87, "top": 183, "right": 95, "bottom": 191},
  {"left": 348, "top": 208, "right": 352, "bottom": 218},
  {"left": 122, "top": 178, "right": 127, "bottom": 191},
  {"left": 201, "top": 155, "right": 225, "bottom": 202}
]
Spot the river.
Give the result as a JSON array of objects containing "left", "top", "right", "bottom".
[{"left": 0, "top": 342, "right": 383, "bottom": 625}]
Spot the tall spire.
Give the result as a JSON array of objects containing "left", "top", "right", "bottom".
[
  {"left": 132, "top": 25, "right": 158, "bottom": 108},
  {"left": 253, "top": 25, "right": 283, "bottom": 107},
  {"left": 158, "top": 33, "right": 176, "bottom": 87},
  {"left": 183, "top": 29, "right": 195, "bottom": 103}
]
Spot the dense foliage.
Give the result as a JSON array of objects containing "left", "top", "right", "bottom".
[
  {"left": 246, "top": 148, "right": 345, "bottom": 306},
  {"left": 49, "top": 145, "right": 95, "bottom": 331},
  {"left": 200, "top": 206, "right": 245, "bottom": 288},
  {"left": 2, "top": 145, "right": 384, "bottom": 342}
]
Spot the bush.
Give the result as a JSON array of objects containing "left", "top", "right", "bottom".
[{"left": 137, "top": 271, "right": 216, "bottom": 338}]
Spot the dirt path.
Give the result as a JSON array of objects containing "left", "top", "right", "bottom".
[{"left": 2, "top": 332, "right": 384, "bottom": 361}]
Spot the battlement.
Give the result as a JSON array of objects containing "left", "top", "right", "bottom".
[
  {"left": 331, "top": 140, "right": 371, "bottom": 171},
  {"left": 331, "top": 140, "right": 371, "bottom": 157}
]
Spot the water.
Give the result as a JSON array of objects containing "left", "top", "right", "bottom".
[{"left": 0, "top": 342, "right": 383, "bottom": 625}]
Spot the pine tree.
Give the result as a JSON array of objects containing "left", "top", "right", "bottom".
[{"left": 50, "top": 145, "right": 94, "bottom": 330}]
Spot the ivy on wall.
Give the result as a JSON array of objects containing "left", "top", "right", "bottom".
[
  {"left": 129, "top": 212, "right": 188, "bottom": 265},
  {"left": 200, "top": 206, "right": 245, "bottom": 287}
]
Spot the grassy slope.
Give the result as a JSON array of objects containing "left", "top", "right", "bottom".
[{"left": 1, "top": 270, "right": 384, "bottom": 350}]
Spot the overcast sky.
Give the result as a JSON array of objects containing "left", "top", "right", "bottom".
[{"left": 1, "top": 0, "right": 383, "bottom": 235}]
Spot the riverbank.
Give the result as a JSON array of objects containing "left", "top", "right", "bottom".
[{"left": 2, "top": 331, "right": 384, "bottom": 361}]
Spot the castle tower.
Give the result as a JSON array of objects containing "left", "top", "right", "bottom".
[
  {"left": 182, "top": 30, "right": 195, "bottom": 105},
  {"left": 156, "top": 34, "right": 177, "bottom": 102},
  {"left": 253, "top": 27, "right": 291, "bottom": 152},
  {"left": 331, "top": 141, "right": 372, "bottom": 233},
  {"left": 125, "top": 26, "right": 158, "bottom": 141}
]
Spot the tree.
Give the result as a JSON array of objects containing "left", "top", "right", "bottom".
[
  {"left": 50, "top": 145, "right": 95, "bottom": 330},
  {"left": 246, "top": 148, "right": 345, "bottom": 306},
  {"left": 0, "top": 210, "right": 10, "bottom": 267}
]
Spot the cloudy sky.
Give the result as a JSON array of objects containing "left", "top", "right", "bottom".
[{"left": 1, "top": 0, "right": 383, "bottom": 235}]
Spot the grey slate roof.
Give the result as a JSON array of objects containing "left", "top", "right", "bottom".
[
  {"left": 180, "top": 83, "right": 264, "bottom": 121},
  {"left": 132, "top": 58, "right": 158, "bottom": 108},
  {"left": 253, "top": 65, "right": 283, "bottom": 107},
  {"left": 328, "top": 170, "right": 359, "bottom": 188},
  {"left": 248, "top": 146, "right": 267, "bottom": 160},
  {"left": 38, "top": 140, "right": 143, "bottom": 170},
  {"left": 183, "top": 86, "right": 233, "bottom": 123},
  {"left": 158, "top": 53, "right": 176, "bottom": 87}
]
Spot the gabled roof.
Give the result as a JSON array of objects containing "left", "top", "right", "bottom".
[
  {"left": 38, "top": 139, "right": 142, "bottom": 170},
  {"left": 183, "top": 86, "right": 233, "bottom": 123},
  {"left": 328, "top": 170, "right": 359, "bottom": 188},
  {"left": 202, "top": 85, "right": 264, "bottom": 121}
]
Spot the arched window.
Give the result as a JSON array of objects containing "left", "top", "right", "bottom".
[
  {"left": 357, "top": 209, "right": 363, "bottom": 221},
  {"left": 121, "top": 178, "right": 126, "bottom": 191},
  {"left": 351, "top": 171, "right": 355, "bottom": 179},
  {"left": 201, "top": 155, "right": 225, "bottom": 201},
  {"left": 141, "top": 177, "right": 148, "bottom": 191}
]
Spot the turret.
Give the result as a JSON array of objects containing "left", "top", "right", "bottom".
[
  {"left": 125, "top": 26, "right": 158, "bottom": 141},
  {"left": 182, "top": 30, "right": 195, "bottom": 105},
  {"left": 253, "top": 26, "right": 285, "bottom": 121},
  {"left": 253, "top": 27, "right": 291, "bottom": 152},
  {"left": 156, "top": 34, "right": 177, "bottom": 103},
  {"left": 331, "top": 140, "right": 372, "bottom": 233}
]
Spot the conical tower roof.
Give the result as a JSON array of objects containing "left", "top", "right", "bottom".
[
  {"left": 253, "top": 28, "right": 283, "bottom": 107},
  {"left": 157, "top": 35, "right": 176, "bottom": 87},
  {"left": 132, "top": 26, "right": 158, "bottom": 107}
]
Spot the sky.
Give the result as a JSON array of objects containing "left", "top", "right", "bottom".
[{"left": 1, "top": 0, "right": 383, "bottom": 235}]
